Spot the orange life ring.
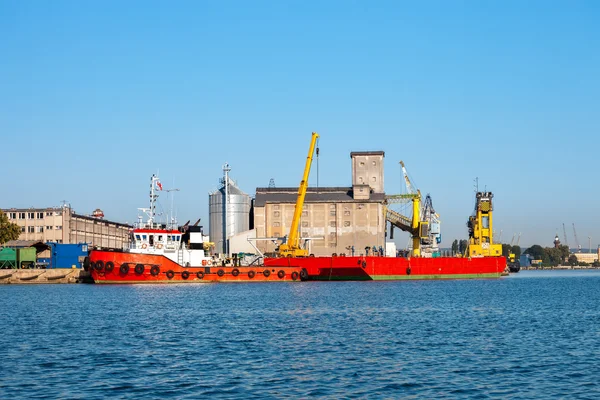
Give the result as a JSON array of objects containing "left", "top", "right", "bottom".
[
  {"left": 141, "top": 243, "right": 148, "bottom": 249},
  {"left": 202, "top": 260, "right": 207, "bottom": 266},
  {"left": 156, "top": 244, "right": 163, "bottom": 249}
]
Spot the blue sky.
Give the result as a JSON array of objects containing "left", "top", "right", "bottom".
[{"left": 1, "top": 1, "right": 598, "bottom": 249}]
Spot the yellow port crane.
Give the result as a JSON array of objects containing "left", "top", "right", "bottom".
[
  {"left": 278, "top": 132, "right": 319, "bottom": 257},
  {"left": 466, "top": 192, "right": 502, "bottom": 257}
]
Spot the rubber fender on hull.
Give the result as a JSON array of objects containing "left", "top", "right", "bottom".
[
  {"left": 231, "top": 268, "right": 240, "bottom": 277},
  {"left": 263, "top": 269, "right": 271, "bottom": 278},
  {"left": 248, "top": 270, "right": 256, "bottom": 279},
  {"left": 291, "top": 271, "right": 299, "bottom": 281},
  {"left": 83, "top": 257, "right": 90, "bottom": 271},
  {"left": 196, "top": 271, "right": 205, "bottom": 279},
  {"left": 181, "top": 271, "right": 190, "bottom": 280},
  {"left": 134, "top": 264, "right": 145, "bottom": 275},
  {"left": 94, "top": 260, "right": 104, "bottom": 271},
  {"left": 150, "top": 265, "right": 160, "bottom": 276},
  {"left": 105, "top": 261, "right": 115, "bottom": 273},
  {"left": 166, "top": 270, "right": 175, "bottom": 280},
  {"left": 217, "top": 269, "right": 224, "bottom": 277},
  {"left": 299, "top": 268, "right": 308, "bottom": 281},
  {"left": 277, "top": 270, "right": 285, "bottom": 279},
  {"left": 120, "top": 264, "right": 129, "bottom": 274}
]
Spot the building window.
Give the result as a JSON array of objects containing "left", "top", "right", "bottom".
[
  {"left": 344, "top": 210, "right": 351, "bottom": 216},
  {"left": 302, "top": 211, "right": 308, "bottom": 217},
  {"left": 37, "top": 226, "right": 44, "bottom": 233},
  {"left": 372, "top": 177, "right": 377, "bottom": 182},
  {"left": 302, "top": 231, "right": 308, "bottom": 237},
  {"left": 46, "top": 226, "right": 53, "bottom": 230},
  {"left": 21, "top": 227, "right": 25, "bottom": 233},
  {"left": 10, "top": 212, "right": 16, "bottom": 219},
  {"left": 301, "top": 221, "right": 308, "bottom": 227},
  {"left": 19, "top": 212, "right": 25, "bottom": 219},
  {"left": 28, "top": 226, "right": 35, "bottom": 233},
  {"left": 273, "top": 211, "right": 280, "bottom": 217},
  {"left": 37, "top": 212, "right": 44, "bottom": 219},
  {"left": 329, "top": 210, "right": 336, "bottom": 216},
  {"left": 46, "top": 212, "right": 52, "bottom": 216},
  {"left": 344, "top": 221, "right": 351, "bottom": 227},
  {"left": 56, "top": 226, "right": 62, "bottom": 230},
  {"left": 273, "top": 222, "right": 280, "bottom": 227},
  {"left": 329, "top": 221, "right": 336, "bottom": 227},
  {"left": 359, "top": 161, "right": 365, "bottom": 167},
  {"left": 28, "top": 212, "right": 35, "bottom": 219},
  {"left": 273, "top": 205, "right": 279, "bottom": 210},
  {"left": 329, "top": 204, "right": 335, "bottom": 209}
]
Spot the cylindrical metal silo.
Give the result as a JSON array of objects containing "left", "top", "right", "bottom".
[{"left": 209, "top": 165, "right": 252, "bottom": 256}]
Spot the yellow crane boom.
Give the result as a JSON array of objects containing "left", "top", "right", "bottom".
[{"left": 278, "top": 132, "right": 319, "bottom": 257}]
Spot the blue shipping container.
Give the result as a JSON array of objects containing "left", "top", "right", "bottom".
[{"left": 45, "top": 243, "right": 89, "bottom": 269}]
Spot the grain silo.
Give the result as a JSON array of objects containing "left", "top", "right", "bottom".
[{"left": 209, "top": 163, "right": 252, "bottom": 255}]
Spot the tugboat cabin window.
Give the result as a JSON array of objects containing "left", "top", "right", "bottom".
[
  {"left": 157, "top": 235, "right": 163, "bottom": 242},
  {"left": 149, "top": 235, "right": 154, "bottom": 246},
  {"left": 135, "top": 235, "right": 141, "bottom": 240},
  {"left": 142, "top": 235, "right": 147, "bottom": 240}
]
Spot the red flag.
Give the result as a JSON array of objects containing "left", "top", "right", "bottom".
[{"left": 156, "top": 180, "right": 163, "bottom": 191}]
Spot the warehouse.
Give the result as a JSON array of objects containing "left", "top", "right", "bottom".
[
  {"left": 2, "top": 205, "right": 131, "bottom": 249},
  {"left": 253, "top": 151, "right": 387, "bottom": 256}
]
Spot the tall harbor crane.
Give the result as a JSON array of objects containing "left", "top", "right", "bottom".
[
  {"left": 278, "top": 132, "right": 319, "bottom": 257},
  {"left": 573, "top": 223, "right": 582, "bottom": 252},
  {"left": 385, "top": 161, "right": 441, "bottom": 257},
  {"left": 562, "top": 223, "right": 569, "bottom": 249}
]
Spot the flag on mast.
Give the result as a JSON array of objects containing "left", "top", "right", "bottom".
[{"left": 156, "top": 180, "right": 163, "bottom": 191}]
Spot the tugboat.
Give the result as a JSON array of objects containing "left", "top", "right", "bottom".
[{"left": 87, "top": 175, "right": 303, "bottom": 283}]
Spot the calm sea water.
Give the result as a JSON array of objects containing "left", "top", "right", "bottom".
[{"left": 1, "top": 270, "right": 599, "bottom": 399}]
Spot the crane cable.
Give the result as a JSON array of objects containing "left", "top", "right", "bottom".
[{"left": 316, "top": 137, "right": 320, "bottom": 191}]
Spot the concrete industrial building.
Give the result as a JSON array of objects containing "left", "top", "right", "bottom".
[
  {"left": 254, "top": 151, "right": 387, "bottom": 256},
  {"left": 2, "top": 205, "right": 131, "bottom": 249}
]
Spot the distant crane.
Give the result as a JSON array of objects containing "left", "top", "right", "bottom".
[
  {"left": 589, "top": 237, "right": 592, "bottom": 253},
  {"left": 562, "top": 223, "right": 569, "bottom": 249},
  {"left": 516, "top": 232, "right": 521, "bottom": 246},
  {"left": 573, "top": 223, "right": 582, "bottom": 252},
  {"left": 510, "top": 233, "right": 516, "bottom": 247}
]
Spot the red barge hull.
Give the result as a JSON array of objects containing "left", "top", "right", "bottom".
[
  {"left": 88, "top": 250, "right": 304, "bottom": 283},
  {"left": 264, "top": 256, "right": 506, "bottom": 280}
]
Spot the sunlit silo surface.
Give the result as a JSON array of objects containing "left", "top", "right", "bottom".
[{"left": 209, "top": 170, "right": 252, "bottom": 255}]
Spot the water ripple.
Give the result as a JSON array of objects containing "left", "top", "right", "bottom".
[{"left": 1, "top": 270, "right": 600, "bottom": 398}]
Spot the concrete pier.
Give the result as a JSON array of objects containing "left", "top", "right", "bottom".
[{"left": 0, "top": 269, "right": 92, "bottom": 284}]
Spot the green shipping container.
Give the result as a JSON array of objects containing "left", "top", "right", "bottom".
[
  {"left": 17, "top": 248, "right": 36, "bottom": 268},
  {"left": 0, "top": 248, "right": 17, "bottom": 269}
]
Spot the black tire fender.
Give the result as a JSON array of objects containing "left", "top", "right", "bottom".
[
  {"left": 105, "top": 261, "right": 114, "bottom": 273},
  {"left": 134, "top": 264, "right": 145, "bottom": 275},
  {"left": 120, "top": 264, "right": 129, "bottom": 274}
]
